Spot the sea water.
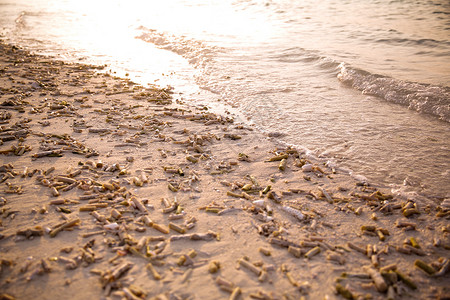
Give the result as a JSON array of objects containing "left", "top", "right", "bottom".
[{"left": 0, "top": 0, "right": 449, "bottom": 200}]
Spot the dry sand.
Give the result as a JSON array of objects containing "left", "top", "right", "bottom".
[{"left": 0, "top": 41, "right": 449, "bottom": 300}]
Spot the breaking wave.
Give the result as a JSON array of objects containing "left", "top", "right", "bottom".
[
  {"left": 136, "top": 26, "right": 220, "bottom": 69},
  {"left": 338, "top": 64, "right": 450, "bottom": 122},
  {"left": 137, "top": 27, "right": 450, "bottom": 123}
]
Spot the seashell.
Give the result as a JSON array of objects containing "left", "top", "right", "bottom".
[
  {"left": 288, "top": 246, "right": 303, "bottom": 258},
  {"left": 304, "top": 246, "right": 321, "bottom": 259},
  {"left": 258, "top": 248, "right": 271, "bottom": 256},
  {"left": 252, "top": 200, "right": 265, "bottom": 208},
  {"left": 302, "top": 164, "right": 313, "bottom": 172},
  {"left": 238, "top": 258, "right": 261, "bottom": 276},
  {"left": 49, "top": 218, "right": 80, "bottom": 237},
  {"left": 414, "top": 259, "right": 436, "bottom": 275},
  {"left": 209, "top": 261, "right": 221, "bottom": 273},
  {"left": 364, "top": 266, "right": 388, "bottom": 292},
  {"left": 281, "top": 206, "right": 305, "bottom": 221},
  {"left": 146, "top": 263, "right": 161, "bottom": 280},
  {"left": 278, "top": 158, "right": 287, "bottom": 171},
  {"left": 319, "top": 188, "right": 333, "bottom": 203},
  {"left": 229, "top": 287, "right": 241, "bottom": 300},
  {"left": 50, "top": 187, "right": 60, "bottom": 197},
  {"left": 104, "top": 222, "right": 119, "bottom": 230},
  {"left": 169, "top": 222, "right": 186, "bottom": 234},
  {"left": 395, "top": 270, "right": 417, "bottom": 290}
]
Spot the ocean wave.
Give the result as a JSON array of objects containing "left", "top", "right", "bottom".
[
  {"left": 268, "top": 47, "right": 341, "bottom": 70},
  {"left": 136, "top": 26, "right": 219, "bottom": 69},
  {"left": 374, "top": 37, "right": 450, "bottom": 48},
  {"left": 338, "top": 64, "right": 450, "bottom": 122},
  {"left": 269, "top": 47, "right": 320, "bottom": 63}
]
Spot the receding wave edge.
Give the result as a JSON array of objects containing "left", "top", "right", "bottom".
[{"left": 338, "top": 64, "right": 450, "bottom": 122}]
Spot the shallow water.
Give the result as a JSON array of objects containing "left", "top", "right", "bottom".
[{"left": 0, "top": 0, "right": 449, "bottom": 199}]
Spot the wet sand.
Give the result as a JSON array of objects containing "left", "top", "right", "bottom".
[{"left": 0, "top": 41, "right": 449, "bottom": 300}]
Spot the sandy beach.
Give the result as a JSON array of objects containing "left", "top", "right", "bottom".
[{"left": 0, "top": 41, "right": 449, "bottom": 300}]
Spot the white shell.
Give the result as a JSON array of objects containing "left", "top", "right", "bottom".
[
  {"left": 252, "top": 200, "right": 266, "bottom": 208},
  {"left": 281, "top": 206, "right": 305, "bottom": 221},
  {"left": 103, "top": 222, "right": 119, "bottom": 230},
  {"left": 302, "top": 164, "right": 313, "bottom": 172}
]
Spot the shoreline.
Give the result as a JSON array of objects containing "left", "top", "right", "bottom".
[{"left": 0, "top": 41, "right": 449, "bottom": 299}]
